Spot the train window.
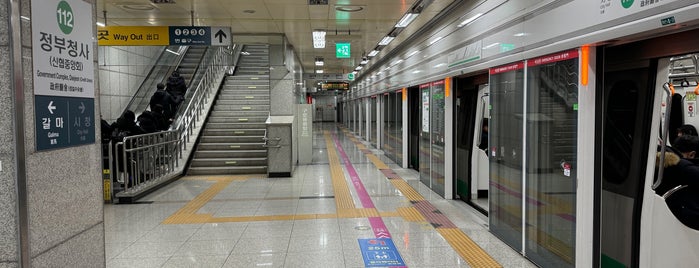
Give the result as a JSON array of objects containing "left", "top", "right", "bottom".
[{"left": 603, "top": 80, "right": 639, "bottom": 184}]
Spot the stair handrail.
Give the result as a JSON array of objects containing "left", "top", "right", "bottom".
[
  {"left": 121, "top": 46, "right": 189, "bottom": 117},
  {"left": 173, "top": 45, "right": 241, "bottom": 151}
]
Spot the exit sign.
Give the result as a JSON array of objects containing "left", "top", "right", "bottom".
[
  {"left": 336, "top": 43, "right": 351, "bottom": 58},
  {"left": 347, "top": 73, "right": 355, "bottom": 81}
]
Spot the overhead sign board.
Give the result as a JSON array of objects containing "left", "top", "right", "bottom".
[
  {"left": 32, "top": 0, "right": 96, "bottom": 151},
  {"left": 97, "top": 26, "right": 169, "bottom": 46},
  {"left": 336, "top": 42, "right": 351, "bottom": 58},
  {"left": 97, "top": 26, "right": 231, "bottom": 46},
  {"left": 303, "top": 73, "right": 345, "bottom": 80}
]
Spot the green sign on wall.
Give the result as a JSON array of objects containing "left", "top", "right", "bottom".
[{"left": 336, "top": 43, "right": 350, "bottom": 58}]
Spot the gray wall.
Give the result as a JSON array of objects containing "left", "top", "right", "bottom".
[
  {"left": 98, "top": 46, "right": 163, "bottom": 122},
  {"left": 2, "top": 0, "right": 105, "bottom": 266},
  {"left": 0, "top": 0, "right": 20, "bottom": 264}
]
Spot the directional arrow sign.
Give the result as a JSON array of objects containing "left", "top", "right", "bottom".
[
  {"left": 210, "top": 27, "right": 231, "bottom": 46},
  {"left": 214, "top": 29, "right": 227, "bottom": 43},
  {"left": 79, "top": 102, "right": 85, "bottom": 114},
  {"left": 48, "top": 101, "right": 56, "bottom": 114}
]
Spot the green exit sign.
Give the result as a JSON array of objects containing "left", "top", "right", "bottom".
[
  {"left": 336, "top": 43, "right": 350, "bottom": 58},
  {"left": 347, "top": 73, "right": 355, "bottom": 81}
]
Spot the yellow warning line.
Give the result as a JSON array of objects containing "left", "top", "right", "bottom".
[
  {"left": 439, "top": 228, "right": 502, "bottom": 268},
  {"left": 389, "top": 179, "right": 425, "bottom": 201},
  {"left": 324, "top": 131, "right": 356, "bottom": 210}
]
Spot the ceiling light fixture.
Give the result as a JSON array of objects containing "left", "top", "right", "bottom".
[
  {"left": 315, "top": 57, "right": 324, "bottom": 66},
  {"left": 316, "top": 69, "right": 324, "bottom": 74},
  {"left": 313, "top": 31, "right": 326, "bottom": 48},
  {"left": 429, "top": 36, "right": 443, "bottom": 45},
  {"left": 355, "top": 66, "right": 363, "bottom": 71},
  {"left": 378, "top": 36, "right": 395, "bottom": 46},
  {"left": 457, "top": 13, "right": 483, "bottom": 28},
  {"left": 335, "top": 6, "right": 363, "bottom": 12},
  {"left": 360, "top": 57, "right": 369, "bottom": 65},
  {"left": 395, "top": 13, "right": 419, "bottom": 28},
  {"left": 482, "top": 42, "right": 500, "bottom": 49},
  {"left": 96, "top": 22, "right": 105, "bottom": 27},
  {"left": 368, "top": 50, "right": 379, "bottom": 57},
  {"left": 408, "top": 50, "right": 419, "bottom": 57}
]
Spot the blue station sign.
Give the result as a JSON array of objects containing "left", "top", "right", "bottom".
[{"left": 34, "top": 96, "right": 95, "bottom": 151}]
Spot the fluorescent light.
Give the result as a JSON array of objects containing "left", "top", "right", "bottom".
[
  {"left": 412, "top": 70, "right": 422, "bottom": 74},
  {"left": 165, "top": 49, "right": 180, "bottom": 56},
  {"left": 355, "top": 66, "right": 363, "bottom": 70},
  {"left": 395, "top": 13, "right": 419, "bottom": 28},
  {"left": 368, "top": 50, "right": 379, "bottom": 57},
  {"left": 391, "top": 59, "right": 403, "bottom": 65},
  {"left": 384, "top": 67, "right": 391, "bottom": 71},
  {"left": 352, "top": 71, "right": 358, "bottom": 75},
  {"left": 315, "top": 61, "right": 324, "bottom": 66},
  {"left": 429, "top": 36, "right": 442, "bottom": 45},
  {"left": 378, "top": 36, "right": 395, "bottom": 46},
  {"left": 313, "top": 31, "right": 326, "bottom": 48},
  {"left": 514, "top": 32, "right": 528, "bottom": 37},
  {"left": 482, "top": 42, "right": 500, "bottom": 49},
  {"left": 360, "top": 58, "right": 369, "bottom": 65},
  {"left": 457, "top": 13, "right": 483, "bottom": 28},
  {"left": 316, "top": 69, "right": 324, "bottom": 73},
  {"left": 20, "top": 16, "right": 30, "bottom": 21},
  {"left": 96, "top": 21, "right": 105, "bottom": 27},
  {"left": 408, "top": 50, "right": 419, "bottom": 57},
  {"left": 241, "top": 51, "right": 251, "bottom": 55},
  {"left": 434, "top": 63, "right": 446, "bottom": 68}
]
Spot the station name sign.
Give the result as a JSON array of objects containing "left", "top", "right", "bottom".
[{"left": 97, "top": 26, "right": 231, "bottom": 46}]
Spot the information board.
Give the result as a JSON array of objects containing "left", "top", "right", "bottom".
[
  {"left": 32, "top": 0, "right": 96, "bottom": 151},
  {"left": 97, "top": 26, "right": 231, "bottom": 46}
]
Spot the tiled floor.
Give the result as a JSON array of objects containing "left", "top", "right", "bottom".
[{"left": 104, "top": 124, "right": 536, "bottom": 268}]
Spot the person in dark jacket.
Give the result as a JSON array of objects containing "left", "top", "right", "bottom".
[
  {"left": 110, "top": 110, "right": 144, "bottom": 141},
  {"left": 673, "top": 135, "right": 699, "bottom": 161},
  {"left": 657, "top": 150, "right": 699, "bottom": 230},
  {"left": 150, "top": 83, "right": 177, "bottom": 121},
  {"left": 677, "top": 124, "right": 698, "bottom": 138},
  {"left": 166, "top": 70, "right": 187, "bottom": 102}
]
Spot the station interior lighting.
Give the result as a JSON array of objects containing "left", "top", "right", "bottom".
[
  {"left": 360, "top": 57, "right": 369, "bottom": 65},
  {"left": 313, "top": 30, "right": 326, "bottom": 48},
  {"left": 316, "top": 69, "right": 324, "bottom": 74},
  {"left": 315, "top": 57, "right": 324, "bottom": 66},
  {"left": 395, "top": 13, "right": 419, "bottom": 28},
  {"left": 378, "top": 36, "right": 395, "bottom": 46},
  {"left": 457, "top": 13, "right": 483, "bottom": 28},
  {"left": 368, "top": 50, "right": 379, "bottom": 57}
]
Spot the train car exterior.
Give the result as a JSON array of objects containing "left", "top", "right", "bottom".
[{"left": 341, "top": 0, "right": 699, "bottom": 267}]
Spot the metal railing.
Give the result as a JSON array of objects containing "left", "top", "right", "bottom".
[{"left": 109, "top": 45, "right": 241, "bottom": 200}]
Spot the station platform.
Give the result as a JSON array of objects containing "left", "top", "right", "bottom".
[{"left": 104, "top": 123, "right": 535, "bottom": 268}]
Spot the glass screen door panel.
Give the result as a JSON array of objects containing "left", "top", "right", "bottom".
[
  {"left": 489, "top": 63, "right": 525, "bottom": 252},
  {"left": 419, "top": 85, "right": 432, "bottom": 187},
  {"left": 431, "top": 81, "right": 446, "bottom": 197},
  {"left": 394, "top": 91, "right": 404, "bottom": 166}
]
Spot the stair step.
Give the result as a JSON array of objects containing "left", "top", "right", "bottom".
[
  {"left": 210, "top": 110, "right": 268, "bottom": 117},
  {"left": 205, "top": 123, "right": 266, "bottom": 129},
  {"left": 197, "top": 143, "right": 265, "bottom": 150},
  {"left": 187, "top": 166, "right": 267, "bottom": 175},
  {"left": 207, "top": 117, "right": 268, "bottom": 123},
  {"left": 217, "top": 95, "right": 270, "bottom": 100},
  {"left": 200, "top": 136, "right": 266, "bottom": 143},
  {"left": 216, "top": 100, "right": 270, "bottom": 106},
  {"left": 203, "top": 129, "right": 266, "bottom": 136},
  {"left": 194, "top": 150, "right": 267, "bottom": 158},
  {"left": 214, "top": 105, "right": 270, "bottom": 111},
  {"left": 190, "top": 158, "right": 267, "bottom": 167}
]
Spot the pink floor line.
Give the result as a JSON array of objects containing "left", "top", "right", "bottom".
[{"left": 332, "top": 133, "right": 392, "bottom": 239}]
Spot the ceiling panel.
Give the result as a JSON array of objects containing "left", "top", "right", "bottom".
[{"left": 96, "top": 0, "right": 435, "bottom": 80}]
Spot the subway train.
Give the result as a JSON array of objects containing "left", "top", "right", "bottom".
[{"left": 337, "top": 1, "right": 699, "bottom": 267}]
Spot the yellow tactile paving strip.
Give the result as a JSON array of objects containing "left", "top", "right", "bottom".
[
  {"left": 340, "top": 127, "right": 502, "bottom": 268},
  {"left": 323, "top": 132, "right": 356, "bottom": 210},
  {"left": 439, "top": 228, "right": 502, "bottom": 268}
]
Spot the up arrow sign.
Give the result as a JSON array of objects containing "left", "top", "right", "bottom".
[
  {"left": 215, "top": 29, "right": 227, "bottom": 43},
  {"left": 48, "top": 101, "right": 56, "bottom": 114},
  {"left": 210, "top": 27, "right": 231, "bottom": 46}
]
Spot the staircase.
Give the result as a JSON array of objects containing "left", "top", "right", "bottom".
[{"left": 187, "top": 45, "right": 270, "bottom": 175}]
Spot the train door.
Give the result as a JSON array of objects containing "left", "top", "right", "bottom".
[
  {"left": 599, "top": 29, "right": 699, "bottom": 268},
  {"left": 370, "top": 96, "right": 378, "bottom": 148},
  {"left": 408, "top": 86, "right": 420, "bottom": 170},
  {"left": 454, "top": 73, "right": 489, "bottom": 213}
]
